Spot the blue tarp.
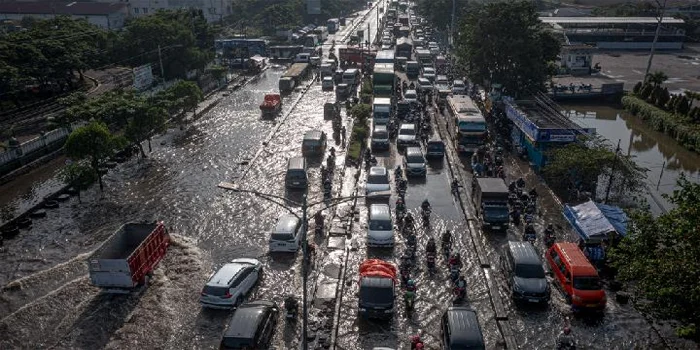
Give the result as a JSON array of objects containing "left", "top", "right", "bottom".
[{"left": 563, "top": 200, "right": 627, "bottom": 242}]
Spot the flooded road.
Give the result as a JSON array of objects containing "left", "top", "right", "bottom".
[
  {"left": 564, "top": 103, "right": 700, "bottom": 214},
  {"left": 0, "top": 3, "right": 383, "bottom": 348}
]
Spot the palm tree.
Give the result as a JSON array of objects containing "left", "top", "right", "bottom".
[{"left": 646, "top": 70, "right": 668, "bottom": 88}]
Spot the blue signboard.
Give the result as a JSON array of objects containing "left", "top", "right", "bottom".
[{"left": 504, "top": 100, "right": 539, "bottom": 141}]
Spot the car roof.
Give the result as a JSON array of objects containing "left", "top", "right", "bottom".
[
  {"left": 400, "top": 123, "right": 415, "bottom": 130},
  {"left": 454, "top": 79, "right": 465, "bottom": 84},
  {"left": 405, "top": 89, "right": 417, "bottom": 94},
  {"left": 445, "top": 307, "right": 485, "bottom": 348},
  {"left": 304, "top": 130, "right": 324, "bottom": 140},
  {"left": 508, "top": 241, "right": 542, "bottom": 266},
  {"left": 323, "top": 76, "right": 333, "bottom": 80},
  {"left": 224, "top": 301, "right": 276, "bottom": 339},
  {"left": 369, "top": 203, "right": 391, "bottom": 218},
  {"left": 553, "top": 242, "right": 599, "bottom": 276},
  {"left": 369, "top": 166, "right": 388, "bottom": 176},
  {"left": 405, "top": 146, "right": 422, "bottom": 155},
  {"left": 275, "top": 214, "right": 299, "bottom": 233},
  {"left": 207, "top": 262, "right": 247, "bottom": 287},
  {"left": 418, "top": 78, "right": 431, "bottom": 84}
]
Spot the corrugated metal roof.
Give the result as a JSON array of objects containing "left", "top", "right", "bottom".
[
  {"left": 540, "top": 16, "right": 684, "bottom": 24},
  {"left": 0, "top": 1, "right": 126, "bottom": 15}
]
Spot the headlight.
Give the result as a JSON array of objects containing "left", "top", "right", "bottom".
[
  {"left": 359, "top": 308, "right": 367, "bottom": 312},
  {"left": 572, "top": 295, "right": 583, "bottom": 302},
  {"left": 512, "top": 283, "right": 523, "bottom": 293}
]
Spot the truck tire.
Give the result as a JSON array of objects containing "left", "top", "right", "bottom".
[
  {"left": 17, "top": 217, "right": 32, "bottom": 228},
  {"left": 44, "top": 200, "right": 59, "bottom": 209}
]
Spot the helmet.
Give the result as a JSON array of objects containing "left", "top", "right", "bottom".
[
  {"left": 548, "top": 224, "right": 554, "bottom": 230},
  {"left": 563, "top": 327, "right": 571, "bottom": 335},
  {"left": 416, "top": 344, "right": 424, "bottom": 349},
  {"left": 407, "top": 279, "right": 415, "bottom": 286},
  {"left": 410, "top": 335, "right": 421, "bottom": 343}
]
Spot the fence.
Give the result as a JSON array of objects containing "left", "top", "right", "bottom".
[{"left": 0, "top": 123, "right": 82, "bottom": 172}]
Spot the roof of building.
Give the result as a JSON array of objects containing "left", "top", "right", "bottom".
[
  {"left": 0, "top": 1, "right": 126, "bottom": 16},
  {"left": 540, "top": 16, "right": 684, "bottom": 25}
]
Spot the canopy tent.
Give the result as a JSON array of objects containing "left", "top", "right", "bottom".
[{"left": 563, "top": 200, "right": 627, "bottom": 243}]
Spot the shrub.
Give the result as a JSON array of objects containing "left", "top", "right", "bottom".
[
  {"left": 639, "top": 83, "right": 653, "bottom": 100},
  {"left": 622, "top": 95, "right": 700, "bottom": 152},
  {"left": 676, "top": 95, "right": 691, "bottom": 116},
  {"left": 655, "top": 87, "right": 670, "bottom": 109},
  {"left": 632, "top": 81, "right": 643, "bottom": 95}
]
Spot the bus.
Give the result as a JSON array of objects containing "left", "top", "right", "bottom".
[
  {"left": 327, "top": 18, "right": 340, "bottom": 34},
  {"left": 447, "top": 95, "right": 487, "bottom": 154}
]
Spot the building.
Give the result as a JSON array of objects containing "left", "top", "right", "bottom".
[
  {"left": 503, "top": 96, "right": 595, "bottom": 170},
  {"left": 0, "top": 1, "right": 127, "bottom": 29},
  {"left": 540, "top": 16, "right": 686, "bottom": 50},
  {"left": 119, "top": 0, "right": 232, "bottom": 23}
]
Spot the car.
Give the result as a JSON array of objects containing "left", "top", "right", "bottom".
[
  {"left": 422, "top": 67, "right": 436, "bottom": 82},
  {"left": 367, "top": 204, "right": 394, "bottom": 247},
  {"left": 268, "top": 214, "right": 303, "bottom": 253},
  {"left": 397, "top": 123, "right": 418, "bottom": 147},
  {"left": 425, "top": 139, "right": 445, "bottom": 159},
  {"left": 403, "top": 89, "right": 418, "bottom": 104},
  {"left": 381, "top": 43, "right": 392, "bottom": 51},
  {"left": 371, "top": 124, "right": 390, "bottom": 150},
  {"left": 366, "top": 166, "right": 391, "bottom": 197},
  {"left": 417, "top": 77, "right": 433, "bottom": 93},
  {"left": 441, "top": 307, "right": 486, "bottom": 349},
  {"left": 322, "top": 76, "right": 334, "bottom": 91},
  {"left": 502, "top": 241, "right": 550, "bottom": 304},
  {"left": 302, "top": 130, "right": 327, "bottom": 156},
  {"left": 452, "top": 79, "right": 466, "bottom": 95},
  {"left": 200, "top": 258, "right": 263, "bottom": 309},
  {"left": 219, "top": 300, "right": 279, "bottom": 349},
  {"left": 403, "top": 146, "right": 426, "bottom": 177}
]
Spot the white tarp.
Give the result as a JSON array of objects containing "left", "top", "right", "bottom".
[{"left": 563, "top": 200, "right": 615, "bottom": 241}]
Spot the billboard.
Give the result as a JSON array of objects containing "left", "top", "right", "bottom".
[
  {"left": 133, "top": 64, "right": 153, "bottom": 91},
  {"left": 307, "top": 0, "right": 321, "bottom": 15}
]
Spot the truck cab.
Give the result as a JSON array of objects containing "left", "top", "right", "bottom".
[{"left": 472, "top": 178, "right": 510, "bottom": 231}]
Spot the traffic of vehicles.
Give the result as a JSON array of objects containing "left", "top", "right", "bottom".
[{"left": 6, "top": 0, "right": 638, "bottom": 349}]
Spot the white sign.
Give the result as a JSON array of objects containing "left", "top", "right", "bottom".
[{"left": 133, "top": 64, "right": 154, "bottom": 91}]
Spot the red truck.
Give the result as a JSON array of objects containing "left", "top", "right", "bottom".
[{"left": 88, "top": 222, "right": 170, "bottom": 293}]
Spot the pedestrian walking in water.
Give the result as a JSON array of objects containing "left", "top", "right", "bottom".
[{"left": 341, "top": 125, "right": 347, "bottom": 145}]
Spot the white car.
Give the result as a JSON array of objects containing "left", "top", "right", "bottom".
[
  {"left": 367, "top": 203, "right": 394, "bottom": 247},
  {"left": 403, "top": 89, "right": 418, "bottom": 104},
  {"left": 366, "top": 166, "right": 391, "bottom": 197},
  {"left": 200, "top": 258, "right": 262, "bottom": 309},
  {"left": 268, "top": 214, "right": 302, "bottom": 253}
]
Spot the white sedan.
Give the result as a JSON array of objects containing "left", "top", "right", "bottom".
[{"left": 366, "top": 166, "right": 391, "bottom": 198}]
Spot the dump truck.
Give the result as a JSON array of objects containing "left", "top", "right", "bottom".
[
  {"left": 472, "top": 178, "right": 510, "bottom": 231},
  {"left": 88, "top": 222, "right": 170, "bottom": 292},
  {"left": 279, "top": 62, "right": 310, "bottom": 93}
]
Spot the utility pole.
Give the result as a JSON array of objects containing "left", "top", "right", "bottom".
[
  {"left": 656, "top": 160, "right": 666, "bottom": 190},
  {"left": 157, "top": 44, "right": 165, "bottom": 79},
  {"left": 450, "top": 0, "right": 456, "bottom": 47},
  {"left": 644, "top": 0, "right": 668, "bottom": 81},
  {"left": 300, "top": 194, "right": 309, "bottom": 350},
  {"left": 604, "top": 139, "right": 621, "bottom": 204}
]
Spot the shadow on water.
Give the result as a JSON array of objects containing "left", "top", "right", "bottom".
[
  {"left": 192, "top": 307, "right": 231, "bottom": 346},
  {"left": 66, "top": 290, "right": 145, "bottom": 349}
]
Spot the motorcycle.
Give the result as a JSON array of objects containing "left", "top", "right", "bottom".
[
  {"left": 327, "top": 154, "right": 335, "bottom": 171},
  {"left": 451, "top": 180, "right": 460, "bottom": 195},
  {"left": 426, "top": 252, "right": 437, "bottom": 275},
  {"left": 545, "top": 233, "right": 556, "bottom": 248},
  {"left": 454, "top": 286, "right": 466, "bottom": 303},
  {"left": 449, "top": 265, "right": 460, "bottom": 283},
  {"left": 284, "top": 298, "right": 298, "bottom": 321},
  {"left": 442, "top": 241, "right": 452, "bottom": 260},
  {"left": 404, "top": 290, "right": 416, "bottom": 312},
  {"left": 323, "top": 180, "right": 332, "bottom": 198},
  {"left": 421, "top": 207, "right": 431, "bottom": 225},
  {"left": 365, "top": 155, "right": 377, "bottom": 168}
]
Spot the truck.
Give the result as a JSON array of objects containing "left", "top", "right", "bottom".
[
  {"left": 279, "top": 62, "right": 310, "bottom": 93},
  {"left": 372, "top": 97, "right": 392, "bottom": 125},
  {"left": 327, "top": 18, "right": 340, "bottom": 34},
  {"left": 358, "top": 259, "right": 396, "bottom": 319},
  {"left": 372, "top": 63, "right": 395, "bottom": 97},
  {"left": 406, "top": 61, "right": 420, "bottom": 79},
  {"left": 88, "top": 222, "right": 170, "bottom": 292},
  {"left": 398, "top": 15, "right": 409, "bottom": 26},
  {"left": 472, "top": 178, "right": 510, "bottom": 231}
]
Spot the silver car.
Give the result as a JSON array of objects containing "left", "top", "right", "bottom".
[
  {"left": 200, "top": 258, "right": 262, "bottom": 309},
  {"left": 397, "top": 123, "right": 418, "bottom": 147},
  {"left": 366, "top": 166, "right": 391, "bottom": 197},
  {"left": 403, "top": 146, "right": 427, "bottom": 177}
]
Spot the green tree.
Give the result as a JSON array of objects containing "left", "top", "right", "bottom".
[
  {"left": 609, "top": 175, "right": 700, "bottom": 339},
  {"left": 125, "top": 106, "right": 168, "bottom": 157},
  {"left": 166, "top": 80, "right": 203, "bottom": 119},
  {"left": 456, "top": 1, "right": 560, "bottom": 97},
  {"left": 646, "top": 70, "right": 668, "bottom": 87},
  {"left": 350, "top": 103, "right": 371, "bottom": 123},
  {"left": 639, "top": 83, "right": 654, "bottom": 101},
  {"left": 675, "top": 95, "right": 691, "bottom": 116},
  {"left": 64, "top": 121, "right": 124, "bottom": 191},
  {"left": 57, "top": 162, "right": 96, "bottom": 202},
  {"left": 415, "top": 0, "right": 469, "bottom": 31},
  {"left": 632, "top": 81, "right": 643, "bottom": 95},
  {"left": 655, "top": 87, "right": 670, "bottom": 109}
]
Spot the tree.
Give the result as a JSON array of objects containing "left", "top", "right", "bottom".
[
  {"left": 456, "top": 2, "right": 560, "bottom": 98},
  {"left": 639, "top": 83, "right": 654, "bottom": 101},
  {"left": 414, "top": 0, "right": 469, "bottom": 31},
  {"left": 684, "top": 90, "right": 700, "bottom": 108},
  {"left": 350, "top": 103, "right": 371, "bottom": 123},
  {"left": 675, "top": 95, "right": 691, "bottom": 116},
  {"left": 125, "top": 106, "right": 168, "bottom": 157},
  {"left": 609, "top": 175, "right": 700, "bottom": 340},
  {"left": 57, "top": 162, "right": 96, "bottom": 202},
  {"left": 655, "top": 87, "right": 670, "bottom": 108},
  {"left": 633, "top": 81, "right": 644, "bottom": 95},
  {"left": 64, "top": 121, "right": 125, "bottom": 191},
  {"left": 646, "top": 70, "right": 668, "bottom": 87},
  {"left": 166, "top": 80, "right": 203, "bottom": 119}
]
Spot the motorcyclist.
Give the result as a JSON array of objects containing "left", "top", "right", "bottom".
[
  {"left": 451, "top": 179, "right": 460, "bottom": 193},
  {"left": 456, "top": 275, "right": 467, "bottom": 290},
  {"left": 396, "top": 197, "right": 406, "bottom": 214},
  {"left": 406, "top": 279, "right": 417, "bottom": 293},
  {"left": 508, "top": 181, "right": 517, "bottom": 193},
  {"left": 516, "top": 177, "right": 525, "bottom": 188},
  {"left": 556, "top": 327, "right": 576, "bottom": 349},
  {"left": 406, "top": 232, "right": 417, "bottom": 247},
  {"left": 449, "top": 253, "right": 462, "bottom": 269},
  {"left": 545, "top": 224, "right": 556, "bottom": 247},
  {"left": 403, "top": 212, "right": 415, "bottom": 230},
  {"left": 284, "top": 295, "right": 298, "bottom": 314},
  {"left": 395, "top": 165, "right": 403, "bottom": 179},
  {"left": 421, "top": 199, "right": 431, "bottom": 212},
  {"left": 330, "top": 147, "right": 336, "bottom": 157},
  {"left": 524, "top": 224, "right": 537, "bottom": 242},
  {"left": 510, "top": 208, "right": 521, "bottom": 226},
  {"left": 426, "top": 237, "right": 437, "bottom": 254},
  {"left": 410, "top": 335, "right": 423, "bottom": 350},
  {"left": 314, "top": 212, "right": 324, "bottom": 228},
  {"left": 529, "top": 187, "right": 538, "bottom": 199},
  {"left": 441, "top": 230, "right": 452, "bottom": 245}
]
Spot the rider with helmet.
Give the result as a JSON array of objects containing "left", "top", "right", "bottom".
[
  {"left": 556, "top": 327, "right": 576, "bottom": 349},
  {"left": 449, "top": 252, "right": 462, "bottom": 268},
  {"left": 426, "top": 237, "right": 437, "bottom": 254},
  {"left": 442, "top": 230, "right": 452, "bottom": 245},
  {"left": 284, "top": 295, "right": 298, "bottom": 314},
  {"left": 410, "top": 335, "right": 424, "bottom": 350},
  {"left": 421, "top": 199, "right": 431, "bottom": 211},
  {"left": 396, "top": 197, "right": 406, "bottom": 213},
  {"left": 524, "top": 224, "right": 537, "bottom": 242}
]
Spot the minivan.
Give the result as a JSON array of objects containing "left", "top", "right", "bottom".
[
  {"left": 220, "top": 300, "right": 278, "bottom": 349},
  {"left": 302, "top": 130, "right": 327, "bottom": 156},
  {"left": 502, "top": 241, "right": 550, "bottom": 304},
  {"left": 441, "top": 307, "right": 486, "bottom": 350},
  {"left": 268, "top": 214, "right": 302, "bottom": 253},
  {"left": 403, "top": 147, "right": 426, "bottom": 177},
  {"left": 397, "top": 123, "right": 418, "bottom": 147},
  {"left": 367, "top": 204, "right": 394, "bottom": 247},
  {"left": 285, "top": 157, "right": 308, "bottom": 189},
  {"left": 371, "top": 124, "right": 390, "bottom": 150},
  {"left": 546, "top": 242, "right": 606, "bottom": 312},
  {"left": 425, "top": 139, "right": 445, "bottom": 159}
]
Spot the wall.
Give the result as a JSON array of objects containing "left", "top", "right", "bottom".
[
  {"left": 0, "top": 12, "right": 124, "bottom": 29},
  {"left": 0, "top": 123, "right": 83, "bottom": 177}
]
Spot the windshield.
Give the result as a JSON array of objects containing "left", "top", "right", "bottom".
[
  {"left": 399, "top": 128, "right": 415, "bottom": 136},
  {"left": 427, "top": 142, "right": 444, "bottom": 151},
  {"left": 573, "top": 276, "right": 602, "bottom": 291},
  {"left": 369, "top": 219, "right": 392, "bottom": 230},
  {"left": 271, "top": 232, "right": 295, "bottom": 241},
  {"left": 368, "top": 174, "right": 389, "bottom": 184},
  {"left": 407, "top": 155, "right": 424, "bottom": 163},
  {"left": 373, "top": 131, "right": 388, "bottom": 139},
  {"left": 515, "top": 264, "right": 545, "bottom": 279},
  {"left": 203, "top": 285, "right": 228, "bottom": 296},
  {"left": 360, "top": 285, "right": 394, "bottom": 305},
  {"left": 483, "top": 206, "right": 509, "bottom": 218},
  {"left": 222, "top": 337, "right": 252, "bottom": 349},
  {"left": 458, "top": 121, "right": 487, "bottom": 132},
  {"left": 405, "top": 92, "right": 417, "bottom": 99}
]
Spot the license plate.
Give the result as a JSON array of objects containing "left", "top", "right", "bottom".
[
  {"left": 293, "top": 182, "right": 300, "bottom": 185},
  {"left": 528, "top": 298, "right": 539, "bottom": 303},
  {"left": 586, "top": 304, "right": 598, "bottom": 308},
  {"left": 492, "top": 226, "right": 500, "bottom": 230}
]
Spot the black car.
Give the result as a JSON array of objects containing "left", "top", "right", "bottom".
[
  {"left": 425, "top": 139, "right": 445, "bottom": 159},
  {"left": 220, "top": 300, "right": 279, "bottom": 349},
  {"left": 501, "top": 241, "right": 550, "bottom": 304},
  {"left": 441, "top": 307, "right": 486, "bottom": 350}
]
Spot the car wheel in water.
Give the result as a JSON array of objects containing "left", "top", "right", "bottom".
[{"left": 235, "top": 296, "right": 243, "bottom": 307}]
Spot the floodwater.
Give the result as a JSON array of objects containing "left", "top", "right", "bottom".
[{"left": 564, "top": 103, "right": 700, "bottom": 214}]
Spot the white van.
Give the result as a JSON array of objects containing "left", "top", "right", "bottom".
[
  {"left": 367, "top": 204, "right": 394, "bottom": 247},
  {"left": 268, "top": 214, "right": 302, "bottom": 252}
]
